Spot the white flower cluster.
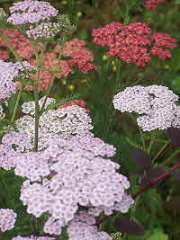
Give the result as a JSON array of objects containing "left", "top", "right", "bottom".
[
  {"left": 7, "top": 0, "right": 64, "bottom": 40},
  {"left": 7, "top": 0, "right": 58, "bottom": 25},
  {"left": 21, "top": 96, "right": 56, "bottom": 115},
  {"left": 67, "top": 212, "right": 112, "bottom": 240},
  {"left": 0, "top": 60, "right": 32, "bottom": 101},
  {"left": 0, "top": 99, "right": 134, "bottom": 238},
  {"left": 0, "top": 104, "right": 92, "bottom": 169},
  {"left": 0, "top": 208, "right": 17, "bottom": 232},
  {"left": 17, "top": 104, "right": 93, "bottom": 149},
  {"left": 26, "top": 22, "right": 61, "bottom": 40},
  {"left": 0, "top": 132, "right": 32, "bottom": 170},
  {"left": 15, "top": 134, "right": 133, "bottom": 236},
  {"left": 113, "top": 85, "right": 180, "bottom": 131}
]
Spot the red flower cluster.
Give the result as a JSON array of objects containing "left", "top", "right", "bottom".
[
  {"left": 0, "top": 30, "right": 95, "bottom": 91},
  {"left": 59, "top": 39, "right": 96, "bottom": 74},
  {"left": 92, "top": 22, "right": 176, "bottom": 67},
  {"left": 0, "top": 29, "right": 34, "bottom": 60},
  {"left": 145, "top": 0, "right": 166, "bottom": 10}
]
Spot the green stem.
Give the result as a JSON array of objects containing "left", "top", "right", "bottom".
[
  {"left": 164, "top": 148, "right": 180, "bottom": 165},
  {"left": 126, "top": 137, "right": 144, "bottom": 151},
  {"left": 152, "top": 141, "right": 170, "bottom": 163},
  {"left": 33, "top": 84, "right": 40, "bottom": 152},
  {"left": 40, "top": 81, "right": 54, "bottom": 114},
  {"left": 138, "top": 127, "right": 146, "bottom": 151},
  {"left": 147, "top": 133, "right": 156, "bottom": 154},
  {"left": 10, "top": 89, "right": 22, "bottom": 124},
  {"left": 33, "top": 49, "right": 43, "bottom": 152}
]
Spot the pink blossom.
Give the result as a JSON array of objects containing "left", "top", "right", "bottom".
[
  {"left": 92, "top": 21, "right": 176, "bottom": 67},
  {"left": 145, "top": 0, "right": 166, "bottom": 10}
]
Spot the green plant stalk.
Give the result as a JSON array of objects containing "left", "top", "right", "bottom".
[
  {"left": 152, "top": 141, "right": 170, "bottom": 163},
  {"left": 164, "top": 148, "right": 180, "bottom": 165},
  {"left": 10, "top": 89, "right": 22, "bottom": 124},
  {"left": 32, "top": 45, "right": 44, "bottom": 152},
  {"left": 147, "top": 132, "right": 156, "bottom": 154},
  {"left": 33, "top": 82, "right": 40, "bottom": 152},
  {"left": 40, "top": 81, "right": 54, "bottom": 114}
]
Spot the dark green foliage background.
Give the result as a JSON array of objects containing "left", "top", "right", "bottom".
[{"left": 0, "top": 0, "right": 180, "bottom": 239}]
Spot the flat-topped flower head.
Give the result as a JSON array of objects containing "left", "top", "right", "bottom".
[
  {"left": 0, "top": 208, "right": 17, "bottom": 232},
  {"left": 92, "top": 21, "right": 176, "bottom": 67},
  {"left": 22, "top": 96, "right": 56, "bottom": 115},
  {"left": 67, "top": 212, "right": 112, "bottom": 240},
  {"left": 11, "top": 134, "right": 133, "bottom": 235},
  {"left": 0, "top": 104, "right": 93, "bottom": 170},
  {"left": 0, "top": 29, "right": 34, "bottom": 60},
  {"left": 16, "top": 105, "right": 93, "bottom": 149},
  {"left": 113, "top": 85, "right": 180, "bottom": 131},
  {"left": 26, "top": 22, "right": 61, "bottom": 39},
  {"left": 8, "top": 0, "right": 58, "bottom": 25},
  {"left": 0, "top": 60, "right": 32, "bottom": 101}
]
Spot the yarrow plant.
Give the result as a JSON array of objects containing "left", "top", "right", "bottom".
[
  {"left": 0, "top": 30, "right": 95, "bottom": 91},
  {"left": 0, "top": 0, "right": 179, "bottom": 239},
  {"left": 113, "top": 85, "right": 180, "bottom": 131},
  {"left": 92, "top": 21, "right": 176, "bottom": 67}
]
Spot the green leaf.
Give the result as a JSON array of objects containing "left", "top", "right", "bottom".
[
  {"left": 146, "top": 229, "right": 168, "bottom": 240},
  {"left": 171, "top": 76, "right": 180, "bottom": 94}
]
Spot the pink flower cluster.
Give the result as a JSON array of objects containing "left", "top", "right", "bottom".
[
  {"left": 113, "top": 85, "right": 180, "bottom": 131},
  {"left": 67, "top": 212, "right": 112, "bottom": 240},
  {"left": 0, "top": 30, "right": 95, "bottom": 91},
  {"left": 145, "top": 0, "right": 166, "bottom": 10},
  {"left": 0, "top": 208, "right": 17, "bottom": 232},
  {"left": 92, "top": 21, "right": 176, "bottom": 67},
  {"left": 0, "top": 29, "right": 34, "bottom": 60}
]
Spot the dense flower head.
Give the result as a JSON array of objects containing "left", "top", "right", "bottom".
[
  {"left": 0, "top": 28, "right": 95, "bottom": 91},
  {"left": 22, "top": 96, "right": 56, "bottom": 115},
  {"left": 30, "top": 39, "right": 95, "bottom": 90},
  {"left": 113, "top": 85, "right": 180, "bottom": 131},
  {"left": 67, "top": 212, "right": 112, "bottom": 240},
  {"left": 26, "top": 22, "right": 61, "bottom": 39},
  {"left": 16, "top": 104, "right": 93, "bottom": 148},
  {"left": 12, "top": 236, "right": 55, "bottom": 240},
  {"left": 7, "top": 0, "right": 58, "bottom": 25},
  {"left": 151, "top": 32, "right": 177, "bottom": 60},
  {"left": 0, "top": 208, "right": 17, "bottom": 232},
  {"left": 92, "top": 22, "right": 123, "bottom": 47},
  {"left": 92, "top": 21, "right": 176, "bottom": 67},
  {"left": 58, "top": 39, "right": 96, "bottom": 74},
  {"left": 0, "top": 29, "right": 34, "bottom": 60},
  {"left": 0, "top": 132, "right": 32, "bottom": 170},
  {"left": 0, "top": 60, "right": 32, "bottom": 101},
  {"left": 17, "top": 134, "right": 132, "bottom": 235},
  {"left": 0, "top": 104, "right": 93, "bottom": 167},
  {"left": 145, "top": 0, "right": 166, "bottom": 10}
]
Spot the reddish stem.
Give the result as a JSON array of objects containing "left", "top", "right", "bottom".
[{"left": 133, "top": 162, "right": 180, "bottom": 199}]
